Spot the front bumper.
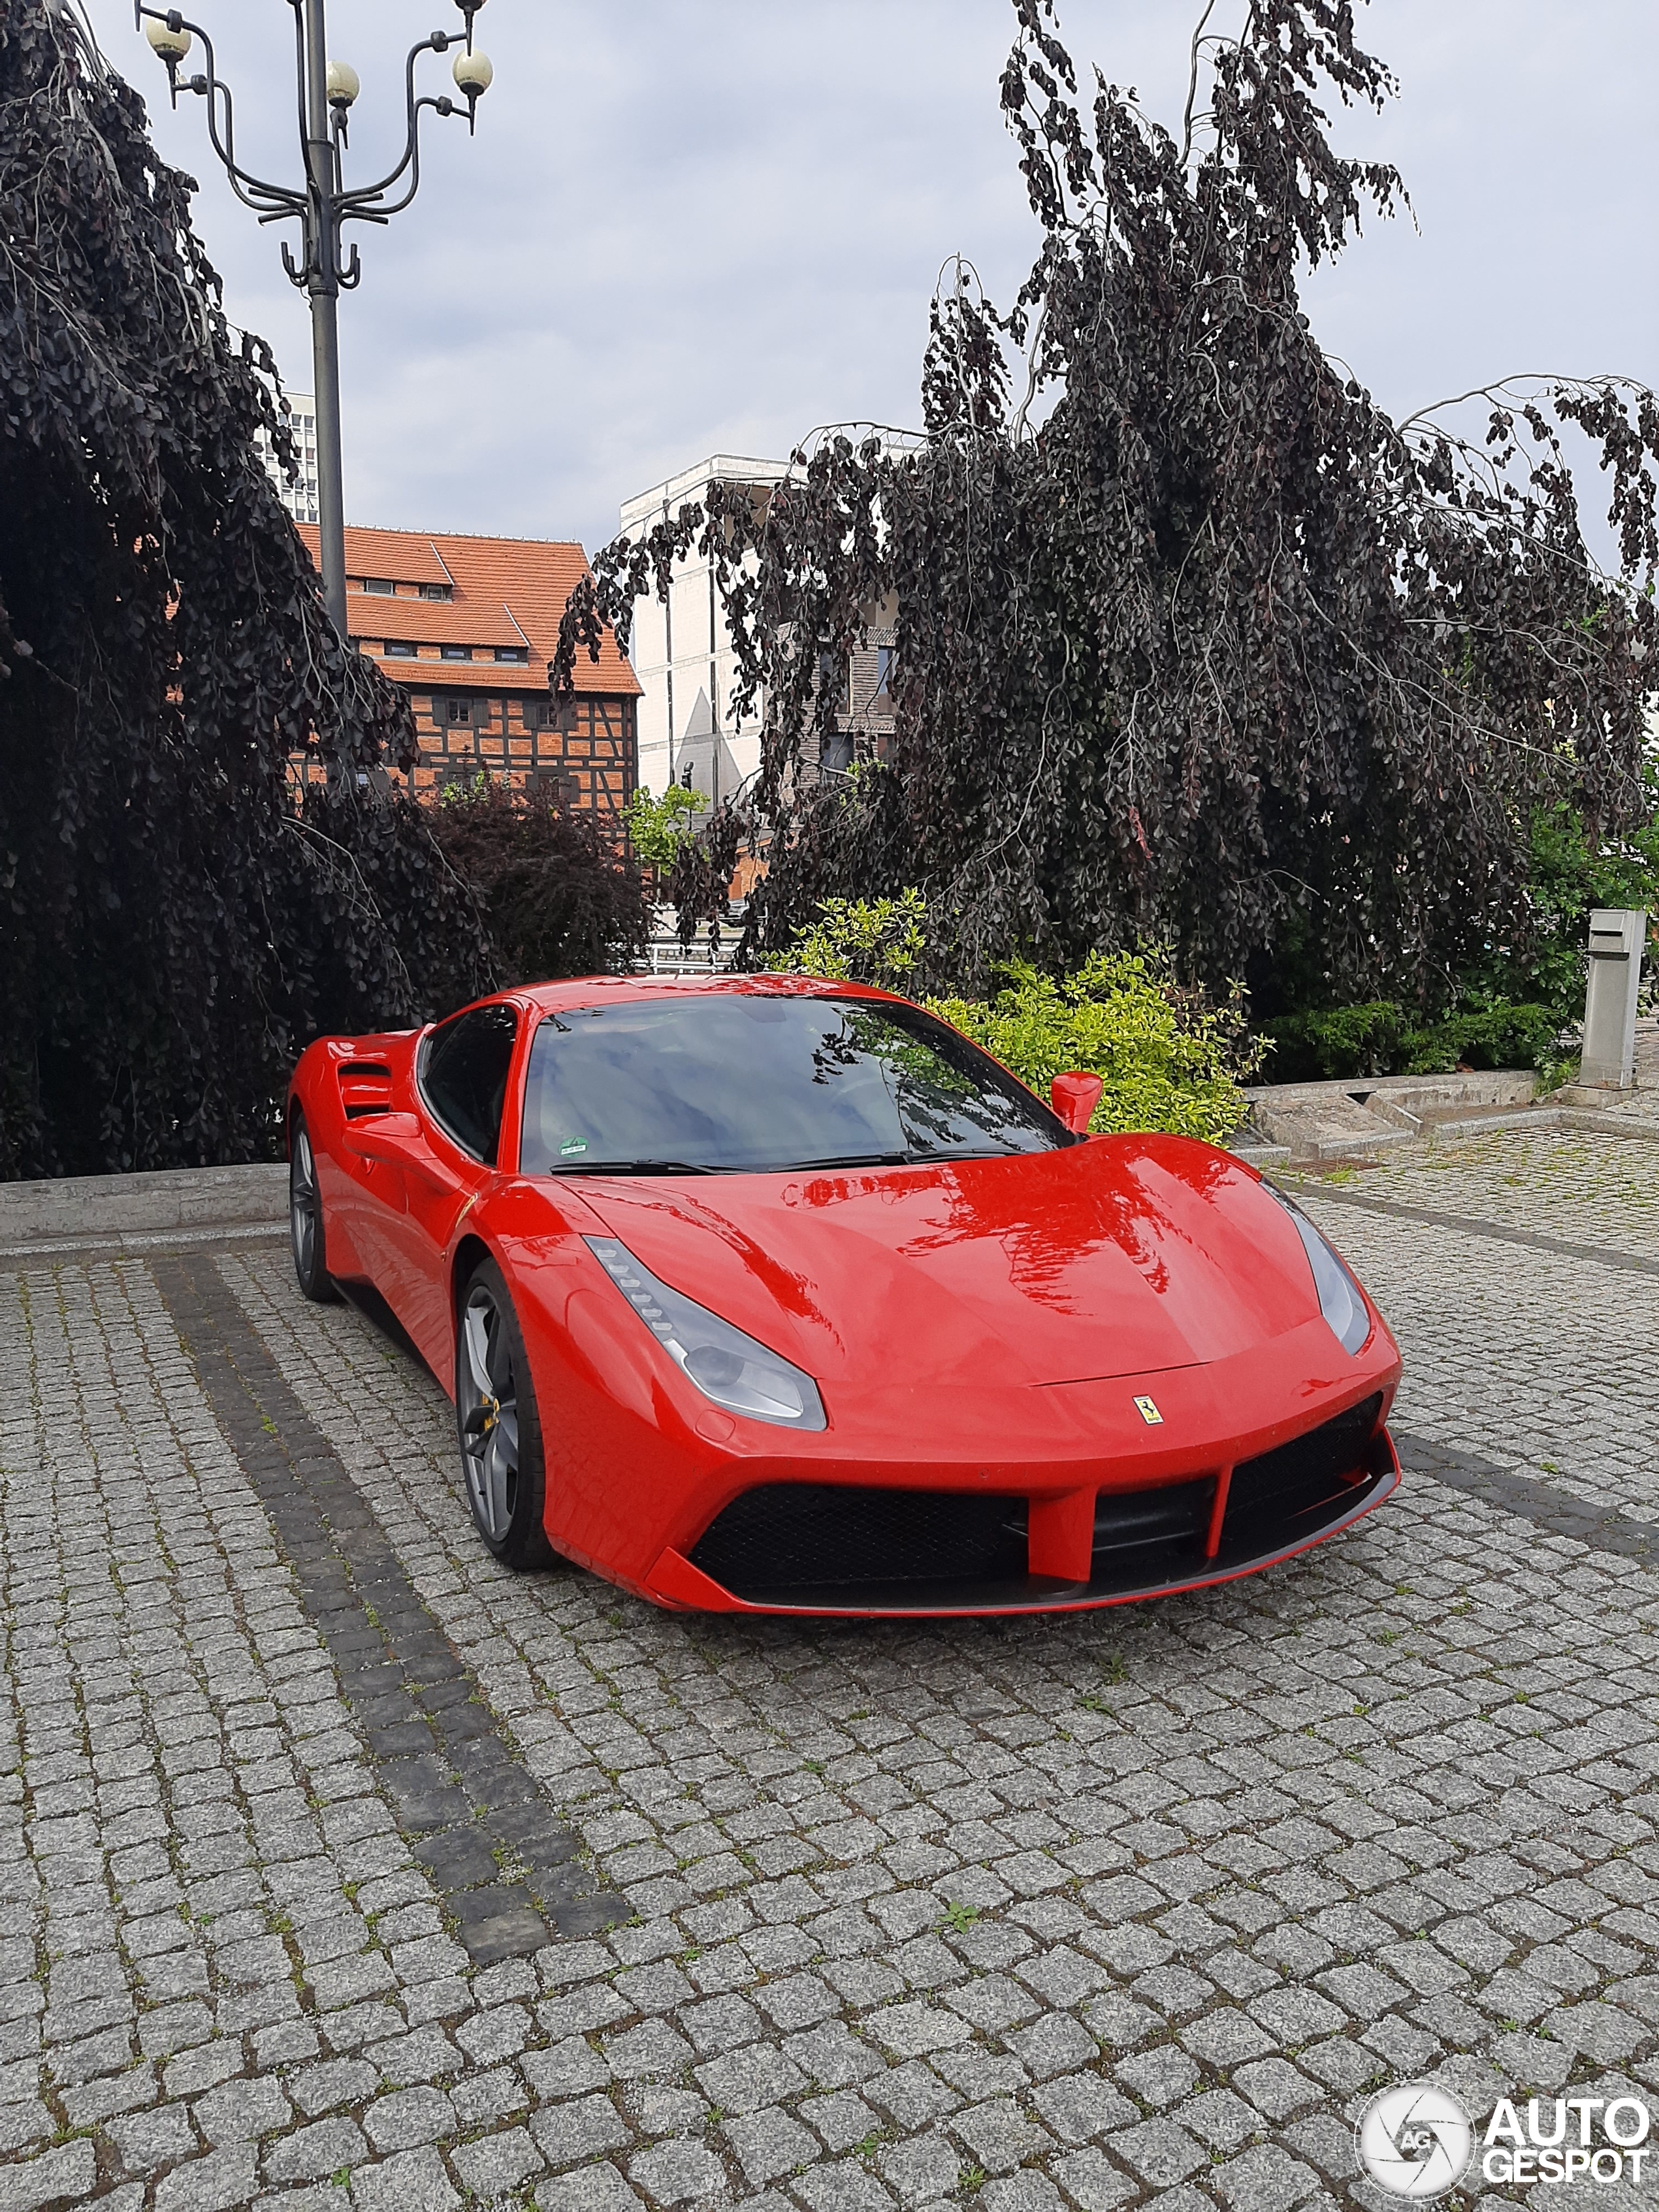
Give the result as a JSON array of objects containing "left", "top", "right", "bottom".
[{"left": 641, "top": 1393, "right": 1400, "bottom": 1616}]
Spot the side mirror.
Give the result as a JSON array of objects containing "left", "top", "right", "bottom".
[{"left": 1050, "top": 1072, "right": 1103, "bottom": 1134}]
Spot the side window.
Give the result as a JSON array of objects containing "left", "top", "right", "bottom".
[{"left": 419, "top": 1004, "right": 519, "bottom": 1163}]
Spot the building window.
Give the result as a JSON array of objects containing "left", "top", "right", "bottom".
[
  {"left": 421, "top": 583, "right": 452, "bottom": 602},
  {"left": 385, "top": 640, "right": 417, "bottom": 659},
  {"left": 875, "top": 646, "right": 895, "bottom": 696},
  {"left": 362, "top": 577, "right": 395, "bottom": 596},
  {"left": 494, "top": 646, "right": 529, "bottom": 664},
  {"left": 447, "top": 697, "right": 472, "bottom": 724},
  {"left": 441, "top": 644, "right": 472, "bottom": 662}
]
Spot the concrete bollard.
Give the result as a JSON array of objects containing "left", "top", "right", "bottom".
[{"left": 1579, "top": 908, "right": 1648, "bottom": 1090}]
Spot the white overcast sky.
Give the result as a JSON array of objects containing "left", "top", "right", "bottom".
[{"left": 84, "top": 0, "right": 1656, "bottom": 564}]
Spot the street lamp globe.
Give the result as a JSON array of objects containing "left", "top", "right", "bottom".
[
  {"left": 142, "top": 15, "right": 191, "bottom": 61},
  {"left": 325, "top": 61, "right": 361, "bottom": 110},
  {"left": 451, "top": 48, "right": 493, "bottom": 97}
]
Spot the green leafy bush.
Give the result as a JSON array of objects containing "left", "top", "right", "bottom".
[
  {"left": 1262, "top": 1004, "right": 1406, "bottom": 1082},
  {"left": 770, "top": 893, "right": 1261, "bottom": 1143},
  {"left": 771, "top": 889, "right": 927, "bottom": 993},
  {"left": 933, "top": 957, "right": 1261, "bottom": 1144},
  {"left": 1400, "top": 1004, "right": 1560, "bottom": 1077},
  {"left": 1266, "top": 999, "right": 1559, "bottom": 1082},
  {"left": 623, "top": 783, "right": 704, "bottom": 872}
]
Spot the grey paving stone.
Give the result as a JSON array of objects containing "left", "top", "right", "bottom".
[
  {"left": 0, "top": 2138, "right": 99, "bottom": 2212},
  {"left": 530, "top": 2089, "right": 632, "bottom": 2166},
  {"left": 107, "top": 2100, "right": 201, "bottom": 2172},
  {"left": 289, "top": 2057, "right": 379, "bottom": 2117},
  {"left": 793, "top": 2159, "right": 897, "bottom": 2212},
  {"left": 1210, "top": 2142, "right": 1324, "bottom": 2211},
  {"left": 262, "top": 2115, "right": 370, "bottom": 2185},
  {"left": 724, "top": 2103, "right": 820, "bottom": 2187},
  {"left": 697, "top": 2042, "right": 810, "bottom": 2113},
  {"left": 1004, "top": 2012, "right": 1097, "bottom": 2079},
  {"left": 980, "top": 2175, "right": 1066, "bottom": 2212},
  {"left": 951, "top": 2098, "right": 1048, "bottom": 2174},
  {"left": 1050, "top": 2148, "right": 1139, "bottom": 2211},
  {"left": 449, "top": 2122, "right": 544, "bottom": 2196},
  {"left": 1110, "top": 2116, "right": 1208, "bottom": 2188},
  {"left": 627, "top": 2138, "right": 730, "bottom": 2204},
  {"left": 194, "top": 2076, "right": 292, "bottom": 2144},
  {"left": 153, "top": 2147, "right": 263, "bottom": 2212},
  {"left": 361, "top": 2085, "right": 455, "bottom": 2154},
  {"left": 1030, "top": 2073, "right": 1138, "bottom": 2145},
  {"left": 534, "top": 2166, "right": 647, "bottom": 2212},
  {"left": 349, "top": 2146, "right": 461, "bottom": 2212},
  {"left": 877, "top": 2130, "right": 959, "bottom": 2205}
]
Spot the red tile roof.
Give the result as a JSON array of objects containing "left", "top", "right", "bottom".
[{"left": 297, "top": 524, "right": 640, "bottom": 697}]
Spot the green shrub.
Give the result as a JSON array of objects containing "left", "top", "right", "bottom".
[
  {"left": 769, "top": 893, "right": 1261, "bottom": 1143},
  {"left": 772, "top": 888, "right": 928, "bottom": 993},
  {"left": 932, "top": 955, "right": 1261, "bottom": 1144},
  {"left": 1264, "top": 1003, "right": 1406, "bottom": 1082},
  {"left": 1400, "top": 1003, "right": 1560, "bottom": 1076},
  {"left": 1265, "top": 998, "right": 1560, "bottom": 1082},
  {"left": 623, "top": 782, "right": 704, "bottom": 871}
]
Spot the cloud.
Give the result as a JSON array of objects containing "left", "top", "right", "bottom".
[{"left": 88, "top": 0, "right": 1656, "bottom": 562}]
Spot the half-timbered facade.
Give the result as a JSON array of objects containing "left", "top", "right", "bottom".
[{"left": 298, "top": 524, "right": 641, "bottom": 812}]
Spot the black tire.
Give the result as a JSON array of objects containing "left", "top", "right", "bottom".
[
  {"left": 455, "top": 1257, "right": 552, "bottom": 1569},
  {"left": 289, "top": 1112, "right": 339, "bottom": 1304}
]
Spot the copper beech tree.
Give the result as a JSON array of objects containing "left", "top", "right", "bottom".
[
  {"left": 558, "top": 0, "right": 1658, "bottom": 1006},
  {"left": 0, "top": 0, "right": 494, "bottom": 1177}
]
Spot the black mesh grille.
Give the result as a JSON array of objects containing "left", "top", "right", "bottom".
[
  {"left": 686, "top": 1396, "right": 1392, "bottom": 1612},
  {"left": 689, "top": 1483, "right": 1026, "bottom": 1602},
  {"left": 1091, "top": 1479, "right": 1213, "bottom": 1562},
  {"left": 1222, "top": 1393, "right": 1384, "bottom": 1552}
]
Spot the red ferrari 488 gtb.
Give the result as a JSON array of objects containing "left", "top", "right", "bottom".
[{"left": 286, "top": 974, "right": 1401, "bottom": 1616}]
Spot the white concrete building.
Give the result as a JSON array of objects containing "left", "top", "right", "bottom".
[
  {"left": 619, "top": 455, "right": 790, "bottom": 807},
  {"left": 253, "top": 391, "right": 321, "bottom": 525}
]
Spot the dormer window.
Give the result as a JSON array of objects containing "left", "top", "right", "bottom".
[
  {"left": 494, "top": 646, "right": 529, "bottom": 664},
  {"left": 421, "top": 583, "right": 453, "bottom": 601},
  {"left": 362, "top": 577, "right": 395, "bottom": 596},
  {"left": 385, "top": 641, "right": 417, "bottom": 659},
  {"left": 441, "top": 645, "right": 473, "bottom": 661}
]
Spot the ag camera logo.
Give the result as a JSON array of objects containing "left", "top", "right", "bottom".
[{"left": 1356, "top": 2083, "right": 1474, "bottom": 2200}]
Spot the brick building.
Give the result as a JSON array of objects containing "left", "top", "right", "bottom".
[{"left": 298, "top": 524, "right": 640, "bottom": 811}]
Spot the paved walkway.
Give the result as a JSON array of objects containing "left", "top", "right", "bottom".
[{"left": 1, "top": 1127, "right": 1657, "bottom": 2209}]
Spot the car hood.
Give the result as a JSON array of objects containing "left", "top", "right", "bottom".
[{"left": 568, "top": 1136, "right": 1326, "bottom": 1390}]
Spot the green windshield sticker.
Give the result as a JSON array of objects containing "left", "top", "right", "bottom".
[{"left": 559, "top": 1136, "right": 589, "bottom": 1157}]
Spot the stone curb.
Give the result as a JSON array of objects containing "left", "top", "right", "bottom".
[{"left": 0, "top": 1160, "right": 287, "bottom": 1247}]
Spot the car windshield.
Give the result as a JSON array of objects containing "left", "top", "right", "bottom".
[{"left": 518, "top": 993, "right": 1075, "bottom": 1176}]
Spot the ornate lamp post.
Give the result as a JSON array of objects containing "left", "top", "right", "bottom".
[{"left": 134, "top": 0, "right": 494, "bottom": 638}]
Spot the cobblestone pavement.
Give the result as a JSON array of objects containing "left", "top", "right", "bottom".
[{"left": 2, "top": 1127, "right": 1658, "bottom": 2211}]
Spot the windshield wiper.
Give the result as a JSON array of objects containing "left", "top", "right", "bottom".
[
  {"left": 784, "top": 1151, "right": 914, "bottom": 1170},
  {"left": 553, "top": 1159, "right": 720, "bottom": 1176}
]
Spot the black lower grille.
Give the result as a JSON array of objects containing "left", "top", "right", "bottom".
[
  {"left": 1091, "top": 1478, "right": 1213, "bottom": 1562},
  {"left": 685, "top": 1395, "right": 1393, "bottom": 1612},
  {"left": 689, "top": 1483, "right": 1027, "bottom": 1604},
  {"left": 1221, "top": 1393, "right": 1385, "bottom": 1554}
]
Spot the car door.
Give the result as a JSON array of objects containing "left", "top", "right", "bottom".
[{"left": 387, "top": 1001, "right": 521, "bottom": 1374}]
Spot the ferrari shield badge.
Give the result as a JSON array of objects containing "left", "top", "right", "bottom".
[{"left": 1134, "top": 1396, "right": 1164, "bottom": 1426}]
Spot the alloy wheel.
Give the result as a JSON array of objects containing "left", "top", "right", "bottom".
[
  {"left": 459, "top": 1281, "right": 521, "bottom": 1543},
  {"left": 290, "top": 1124, "right": 319, "bottom": 1280}
]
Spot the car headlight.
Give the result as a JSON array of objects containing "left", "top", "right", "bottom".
[
  {"left": 586, "top": 1238, "right": 828, "bottom": 1430},
  {"left": 1264, "top": 1187, "right": 1373, "bottom": 1355}
]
